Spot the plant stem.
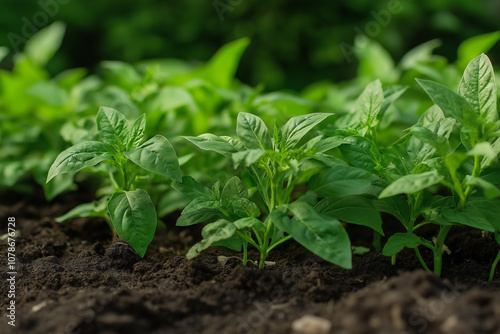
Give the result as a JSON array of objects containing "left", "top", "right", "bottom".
[
  {"left": 489, "top": 250, "right": 500, "bottom": 281},
  {"left": 433, "top": 225, "right": 451, "bottom": 276},
  {"left": 414, "top": 248, "right": 431, "bottom": 272},
  {"left": 373, "top": 232, "right": 381, "bottom": 253},
  {"left": 242, "top": 241, "right": 248, "bottom": 266}
]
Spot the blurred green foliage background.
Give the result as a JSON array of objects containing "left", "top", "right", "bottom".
[{"left": 1, "top": 0, "right": 499, "bottom": 91}]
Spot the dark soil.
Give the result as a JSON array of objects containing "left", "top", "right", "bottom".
[{"left": 2, "top": 192, "right": 500, "bottom": 334}]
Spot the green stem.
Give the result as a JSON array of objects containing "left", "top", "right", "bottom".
[
  {"left": 414, "top": 248, "right": 431, "bottom": 272},
  {"left": 489, "top": 250, "right": 500, "bottom": 281},
  {"left": 242, "top": 241, "right": 248, "bottom": 266},
  {"left": 373, "top": 232, "right": 381, "bottom": 253},
  {"left": 267, "top": 235, "right": 293, "bottom": 254},
  {"left": 433, "top": 225, "right": 451, "bottom": 276}
]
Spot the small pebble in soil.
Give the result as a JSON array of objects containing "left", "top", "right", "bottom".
[{"left": 291, "top": 314, "right": 332, "bottom": 334}]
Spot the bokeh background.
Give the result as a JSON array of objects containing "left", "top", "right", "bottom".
[{"left": 1, "top": 0, "right": 499, "bottom": 91}]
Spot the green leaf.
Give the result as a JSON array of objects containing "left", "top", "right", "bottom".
[
  {"left": 237, "top": 112, "right": 273, "bottom": 150},
  {"left": 441, "top": 206, "right": 495, "bottom": 232},
  {"left": 457, "top": 31, "right": 500, "bottom": 70},
  {"left": 354, "top": 79, "right": 384, "bottom": 127},
  {"left": 47, "top": 141, "right": 115, "bottom": 182},
  {"left": 233, "top": 217, "right": 261, "bottom": 230},
  {"left": 272, "top": 202, "right": 352, "bottom": 269},
  {"left": 56, "top": 198, "right": 108, "bottom": 222},
  {"left": 148, "top": 86, "right": 196, "bottom": 112},
  {"left": 379, "top": 171, "right": 444, "bottom": 198},
  {"left": 465, "top": 176, "right": 500, "bottom": 199},
  {"left": 172, "top": 176, "right": 214, "bottom": 201},
  {"left": 373, "top": 197, "right": 410, "bottom": 227},
  {"left": 96, "top": 107, "right": 130, "bottom": 150},
  {"left": 126, "top": 114, "right": 146, "bottom": 150},
  {"left": 340, "top": 136, "right": 382, "bottom": 172},
  {"left": 230, "top": 198, "right": 260, "bottom": 218},
  {"left": 186, "top": 220, "right": 237, "bottom": 259},
  {"left": 182, "top": 197, "right": 221, "bottom": 214},
  {"left": 183, "top": 134, "right": 243, "bottom": 158},
  {"left": 176, "top": 209, "right": 219, "bottom": 227},
  {"left": 232, "top": 149, "right": 266, "bottom": 166},
  {"left": 380, "top": 85, "right": 409, "bottom": 117},
  {"left": 201, "top": 38, "right": 250, "bottom": 89},
  {"left": 108, "top": 189, "right": 157, "bottom": 257},
  {"left": 309, "top": 165, "right": 372, "bottom": 198},
  {"left": 26, "top": 81, "right": 69, "bottom": 106},
  {"left": 315, "top": 196, "right": 384, "bottom": 235},
  {"left": 458, "top": 54, "right": 497, "bottom": 122},
  {"left": 466, "top": 199, "right": 500, "bottom": 231},
  {"left": 382, "top": 233, "right": 422, "bottom": 256},
  {"left": 0, "top": 47, "right": 8, "bottom": 62},
  {"left": 410, "top": 126, "right": 450, "bottom": 157},
  {"left": 281, "top": 113, "right": 333, "bottom": 149},
  {"left": 222, "top": 176, "right": 248, "bottom": 201},
  {"left": 417, "top": 79, "right": 476, "bottom": 128},
  {"left": 124, "top": 135, "right": 181, "bottom": 182},
  {"left": 24, "top": 21, "right": 65, "bottom": 66}
]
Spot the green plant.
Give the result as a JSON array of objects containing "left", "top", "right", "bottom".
[
  {"left": 378, "top": 54, "right": 500, "bottom": 277},
  {"left": 47, "top": 107, "right": 181, "bottom": 257},
  {"left": 174, "top": 112, "right": 382, "bottom": 268}
]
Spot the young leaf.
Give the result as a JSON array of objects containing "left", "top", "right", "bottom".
[
  {"left": 183, "top": 134, "right": 243, "bottom": 158},
  {"left": 56, "top": 198, "right": 108, "bottom": 223},
  {"left": 108, "top": 189, "right": 157, "bottom": 257},
  {"left": 96, "top": 107, "right": 130, "bottom": 150},
  {"left": 237, "top": 112, "right": 273, "bottom": 150},
  {"left": 309, "top": 165, "right": 372, "bottom": 198},
  {"left": 24, "top": 21, "right": 66, "bottom": 66},
  {"left": 458, "top": 54, "right": 497, "bottom": 122},
  {"left": 232, "top": 149, "right": 266, "bottom": 166},
  {"left": 441, "top": 206, "right": 495, "bottom": 232},
  {"left": 172, "top": 176, "right": 214, "bottom": 201},
  {"left": 417, "top": 79, "right": 476, "bottom": 128},
  {"left": 281, "top": 113, "right": 333, "bottom": 149},
  {"left": 382, "top": 233, "right": 422, "bottom": 256},
  {"left": 457, "top": 31, "right": 500, "bottom": 70},
  {"left": 233, "top": 217, "right": 261, "bottom": 230},
  {"left": 379, "top": 171, "right": 443, "bottom": 198},
  {"left": 373, "top": 197, "right": 410, "bottom": 227},
  {"left": 340, "top": 136, "right": 383, "bottom": 172},
  {"left": 465, "top": 176, "right": 500, "bottom": 199},
  {"left": 230, "top": 198, "right": 260, "bottom": 218},
  {"left": 126, "top": 114, "right": 146, "bottom": 150},
  {"left": 271, "top": 202, "right": 352, "bottom": 269},
  {"left": 315, "top": 196, "right": 384, "bottom": 235},
  {"left": 186, "top": 220, "right": 237, "bottom": 259},
  {"left": 47, "top": 141, "right": 115, "bottom": 182},
  {"left": 124, "top": 135, "right": 181, "bottom": 182},
  {"left": 176, "top": 209, "right": 219, "bottom": 227},
  {"left": 222, "top": 176, "right": 248, "bottom": 201},
  {"left": 182, "top": 197, "right": 221, "bottom": 214},
  {"left": 354, "top": 79, "right": 384, "bottom": 127}
]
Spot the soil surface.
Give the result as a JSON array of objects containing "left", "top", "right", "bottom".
[{"left": 2, "top": 191, "right": 500, "bottom": 334}]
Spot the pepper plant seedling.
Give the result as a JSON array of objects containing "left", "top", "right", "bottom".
[
  {"left": 175, "top": 112, "right": 382, "bottom": 268},
  {"left": 47, "top": 107, "right": 181, "bottom": 257},
  {"left": 378, "top": 54, "right": 500, "bottom": 277}
]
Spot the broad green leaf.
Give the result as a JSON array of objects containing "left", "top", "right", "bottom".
[
  {"left": 186, "top": 220, "right": 237, "bottom": 259},
  {"left": 183, "top": 134, "right": 243, "bottom": 158},
  {"left": 126, "top": 114, "right": 146, "bottom": 150},
  {"left": 468, "top": 142, "right": 497, "bottom": 162},
  {"left": 96, "top": 107, "right": 130, "bottom": 150},
  {"left": 232, "top": 149, "right": 266, "bottom": 166},
  {"left": 222, "top": 176, "right": 248, "bottom": 201},
  {"left": 306, "top": 136, "right": 344, "bottom": 153},
  {"left": 465, "top": 176, "right": 500, "bottom": 199},
  {"left": 340, "top": 136, "right": 383, "bottom": 172},
  {"left": 441, "top": 206, "right": 495, "bottom": 232},
  {"left": 108, "top": 189, "right": 157, "bottom": 257},
  {"left": 101, "top": 61, "right": 141, "bottom": 87},
  {"left": 176, "top": 209, "right": 219, "bottom": 227},
  {"left": 458, "top": 54, "right": 497, "bottom": 122},
  {"left": 399, "top": 39, "right": 441, "bottom": 71},
  {"left": 56, "top": 198, "right": 108, "bottom": 222},
  {"left": 355, "top": 38, "right": 398, "bottom": 83},
  {"left": 281, "top": 113, "right": 333, "bottom": 149},
  {"left": 124, "top": 135, "right": 181, "bottom": 182},
  {"left": 309, "top": 165, "right": 372, "bottom": 198},
  {"left": 457, "top": 31, "right": 500, "bottom": 70},
  {"left": 373, "top": 197, "right": 410, "bottom": 227},
  {"left": 26, "top": 81, "right": 69, "bottom": 106},
  {"left": 42, "top": 173, "right": 76, "bottom": 201},
  {"left": 410, "top": 126, "right": 450, "bottom": 157},
  {"left": 233, "top": 217, "right": 261, "bottom": 230},
  {"left": 237, "top": 112, "right": 273, "bottom": 150},
  {"left": 201, "top": 38, "right": 250, "bottom": 89},
  {"left": 466, "top": 199, "right": 500, "bottom": 231},
  {"left": 380, "top": 85, "right": 409, "bottom": 117},
  {"left": 382, "top": 233, "right": 422, "bottom": 256},
  {"left": 182, "top": 197, "right": 221, "bottom": 214},
  {"left": 417, "top": 79, "right": 476, "bottom": 128},
  {"left": 24, "top": 21, "right": 65, "bottom": 66},
  {"left": 47, "top": 141, "right": 115, "bottom": 182},
  {"left": 230, "top": 198, "right": 260, "bottom": 218},
  {"left": 172, "top": 176, "right": 214, "bottom": 201},
  {"left": 379, "top": 171, "right": 443, "bottom": 198},
  {"left": 272, "top": 202, "right": 352, "bottom": 269},
  {"left": 354, "top": 79, "right": 384, "bottom": 127},
  {"left": 148, "top": 86, "right": 196, "bottom": 112},
  {"left": 315, "top": 196, "right": 384, "bottom": 235}
]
